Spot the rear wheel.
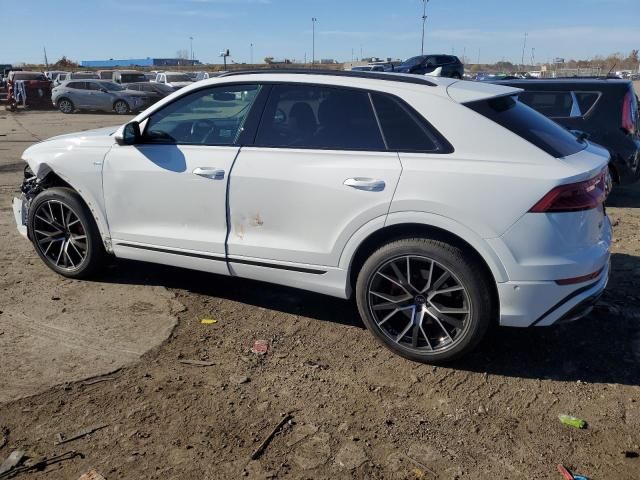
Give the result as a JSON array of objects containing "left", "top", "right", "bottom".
[
  {"left": 28, "top": 188, "right": 107, "bottom": 279},
  {"left": 58, "top": 98, "right": 74, "bottom": 114},
  {"left": 355, "top": 238, "right": 493, "bottom": 363},
  {"left": 114, "top": 100, "right": 129, "bottom": 114}
]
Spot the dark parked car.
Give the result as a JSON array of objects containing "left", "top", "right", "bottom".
[
  {"left": 113, "top": 70, "right": 148, "bottom": 84},
  {"left": 123, "top": 82, "right": 175, "bottom": 102},
  {"left": 395, "top": 54, "right": 463, "bottom": 78},
  {"left": 496, "top": 79, "right": 640, "bottom": 185}
]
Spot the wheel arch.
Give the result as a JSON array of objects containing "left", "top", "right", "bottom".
[
  {"left": 31, "top": 164, "right": 112, "bottom": 253},
  {"left": 341, "top": 213, "right": 507, "bottom": 300}
]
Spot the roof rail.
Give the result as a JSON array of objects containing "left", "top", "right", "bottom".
[{"left": 217, "top": 68, "right": 437, "bottom": 87}]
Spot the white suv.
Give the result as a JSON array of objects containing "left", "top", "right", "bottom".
[{"left": 12, "top": 71, "right": 612, "bottom": 362}]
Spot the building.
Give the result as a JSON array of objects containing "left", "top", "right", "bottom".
[{"left": 80, "top": 58, "right": 200, "bottom": 68}]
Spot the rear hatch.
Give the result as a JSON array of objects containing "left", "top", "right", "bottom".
[{"left": 455, "top": 83, "right": 612, "bottom": 281}]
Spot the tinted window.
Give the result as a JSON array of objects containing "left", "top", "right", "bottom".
[
  {"left": 574, "top": 92, "right": 600, "bottom": 115},
  {"left": 144, "top": 84, "right": 260, "bottom": 145},
  {"left": 466, "top": 95, "right": 585, "bottom": 158},
  {"left": 435, "top": 56, "right": 450, "bottom": 65},
  {"left": 255, "top": 84, "right": 384, "bottom": 150},
  {"left": 371, "top": 93, "right": 438, "bottom": 151},
  {"left": 67, "top": 82, "right": 86, "bottom": 90},
  {"left": 87, "top": 82, "right": 103, "bottom": 91},
  {"left": 121, "top": 73, "right": 147, "bottom": 83},
  {"left": 518, "top": 91, "right": 574, "bottom": 117}
]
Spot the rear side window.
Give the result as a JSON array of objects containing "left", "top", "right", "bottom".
[
  {"left": 67, "top": 82, "right": 85, "bottom": 89},
  {"left": 574, "top": 92, "right": 600, "bottom": 115},
  {"left": 466, "top": 95, "right": 585, "bottom": 158},
  {"left": 518, "top": 91, "right": 574, "bottom": 117},
  {"left": 255, "top": 84, "right": 384, "bottom": 150},
  {"left": 371, "top": 93, "right": 439, "bottom": 152}
]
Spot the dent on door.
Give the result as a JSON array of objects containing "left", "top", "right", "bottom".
[{"left": 227, "top": 148, "right": 402, "bottom": 267}]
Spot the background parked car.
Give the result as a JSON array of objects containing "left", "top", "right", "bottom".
[
  {"left": 154, "top": 71, "right": 193, "bottom": 89},
  {"left": 97, "top": 70, "right": 115, "bottom": 80},
  {"left": 44, "top": 70, "right": 68, "bottom": 81},
  {"left": 55, "top": 71, "right": 100, "bottom": 85},
  {"left": 350, "top": 64, "right": 394, "bottom": 72},
  {"left": 52, "top": 79, "right": 153, "bottom": 114},
  {"left": 113, "top": 70, "right": 148, "bottom": 84},
  {"left": 496, "top": 78, "right": 640, "bottom": 185},
  {"left": 6, "top": 71, "right": 52, "bottom": 110},
  {"left": 123, "top": 81, "right": 174, "bottom": 103},
  {"left": 395, "top": 54, "right": 464, "bottom": 78},
  {"left": 194, "top": 71, "right": 226, "bottom": 81}
]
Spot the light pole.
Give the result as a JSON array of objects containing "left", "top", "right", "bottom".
[
  {"left": 250, "top": 43, "right": 254, "bottom": 64},
  {"left": 189, "top": 36, "right": 193, "bottom": 64},
  {"left": 312, "top": 17, "right": 317, "bottom": 65},
  {"left": 421, "top": 0, "right": 429, "bottom": 55},
  {"left": 521, "top": 32, "right": 528, "bottom": 69}
]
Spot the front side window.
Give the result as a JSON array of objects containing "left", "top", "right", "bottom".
[
  {"left": 371, "top": 93, "right": 439, "bottom": 152},
  {"left": 255, "top": 84, "right": 384, "bottom": 150},
  {"left": 144, "top": 84, "right": 260, "bottom": 145}
]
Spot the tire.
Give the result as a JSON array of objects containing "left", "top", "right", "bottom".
[
  {"left": 57, "top": 98, "right": 74, "bottom": 114},
  {"left": 355, "top": 238, "right": 493, "bottom": 363},
  {"left": 28, "top": 187, "right": 107, "bottom": 279},
  {"left": 113, "top": 100, "right": 129, "bottom": 115}
]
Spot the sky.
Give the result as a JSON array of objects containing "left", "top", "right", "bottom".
[{"left": 1, "top": 0, "right": 639, "bottom": 66}]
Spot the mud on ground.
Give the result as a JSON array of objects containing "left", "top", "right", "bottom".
[{"left": 1, "top": 111, "right": 639, "bottom": 479}]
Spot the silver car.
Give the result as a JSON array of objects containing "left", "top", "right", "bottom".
[{"left": 52, "top": 80, "right": 153, "bottom": 114}]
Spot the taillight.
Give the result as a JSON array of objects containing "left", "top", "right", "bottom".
[
  {"left": 622, "top": 91, "right": 638, "bottom": 135},
  {"left": 530, "top": 168, "right": 609, "bottom": 213}
]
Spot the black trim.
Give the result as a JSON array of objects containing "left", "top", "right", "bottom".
[
  {"left": 116, "top": 242, "right": 226, "bottom": 261},
  {"left": 530, "top": 279, "right": 601, "bottom": 326},
  {"left": 218, "top": 68, "right": 437, "bottom": 87},
  {"left": 115, "top": 242, "right": 327, "bottom": 275},
  {"left": 228, "top": 257, "right": 327, "bottom": 275}
]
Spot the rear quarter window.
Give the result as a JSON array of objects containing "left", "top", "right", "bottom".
[
  {"left": 466, "top": 95, "right": 585, "bottom": 158},
  {"left": 518, "top": 91, "right": 574, "bottom": 117}
]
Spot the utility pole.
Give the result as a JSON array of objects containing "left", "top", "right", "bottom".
[
  {"left": 43, "top": 47, "right": 49, "bottom": 68},
  {"left": 421, "top": 0, "right": 429, "bottom": 55},
  {"left": 312, "top": 17, "right": 317, "bottom": 65},
  {"left": 531, "top": 47, "right": 535, "bottom": 65},
  {"left": 250, "top": 43, "right": 254, "bottom": 64},
  {"left": 189, "top": 36, "right": 194, "bottom": 64},
  {"left": 521, "top": 32, "right": 528, "bottom": 69}
]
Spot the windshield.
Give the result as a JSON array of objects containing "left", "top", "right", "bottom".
[
  {"left": 102, "top": 82, "right": 125, "bottom": 91},
  {"left": 466, "top": 95, "right": 586, "bottom": 158},
  {"left": 167, "top": 74, "right": 191, "bottom": 82},
  {"left": 401, "top": 56, "right": 425, "bottom": 67}
]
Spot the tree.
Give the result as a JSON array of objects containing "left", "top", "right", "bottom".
[
  {"left": 264, "top": 56, "right": 274, "bottom": 64},
  {"left": 53, "top": 56, "right": 78, "bottom": 68}
]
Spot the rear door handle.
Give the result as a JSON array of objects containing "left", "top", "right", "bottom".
[
  {"left": 344, "top": 177, "right": 385, "bottom": 192},
  {"left": 193, "top": 167, "right": 225, "bottom": 180}
]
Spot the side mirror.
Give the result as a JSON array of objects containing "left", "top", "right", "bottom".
[{"left": 116, "top": 121, "right": 141, "bottom": 146}]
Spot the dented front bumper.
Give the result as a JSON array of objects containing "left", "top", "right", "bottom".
[{"left": 12, "top": 194, "right": 28, "bottom": 239}]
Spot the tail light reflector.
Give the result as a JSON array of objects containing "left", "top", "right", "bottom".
[
  {"left": 530, "top": 167, "right": 609, "bottom": 213},
  {"left": 622, "top": 90, "right": 638, "bottom": 135}
]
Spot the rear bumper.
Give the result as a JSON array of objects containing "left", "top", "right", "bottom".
[{"left": 497, "top": 257, "right": 610, "bottom": 327}]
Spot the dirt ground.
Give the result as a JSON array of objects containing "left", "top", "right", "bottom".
[{"left": 1, "top": 110, "right": 639, "bottom": 480}]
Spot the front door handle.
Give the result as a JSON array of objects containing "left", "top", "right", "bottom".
[
  {"left": 193, "top": 167, "right": 225, "bottom": 180},
  {"left": 344, "top": 177, "right": 385, "bottom": 192}
]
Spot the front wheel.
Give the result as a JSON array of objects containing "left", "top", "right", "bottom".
[
  {"left": 28, "top": 187, "right": 107, "bottom": 279},
  {"left": 58, "top": 98, "right": 74, "bottom": 114},
  {"left": 355, "top": 238, "right": 494, "bottom": 363},
  {"left": 113, "top": 100, "right": 129, "bottom": 114}
]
